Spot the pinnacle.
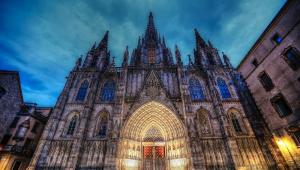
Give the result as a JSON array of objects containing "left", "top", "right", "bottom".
[
  {"left": 195, "top": 28, "right": 207, "bottom": 49},
  {"left": 97, "top": 31, "right": 109, "bottom": 51}
]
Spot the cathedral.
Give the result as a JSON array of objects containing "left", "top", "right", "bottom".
[{"left": 27, "top": 13, "right": 286, "bottom": 170}]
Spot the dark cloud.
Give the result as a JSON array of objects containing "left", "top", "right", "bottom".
[{"left": 0, "top": 0, "right": 286, "bottom": 106}]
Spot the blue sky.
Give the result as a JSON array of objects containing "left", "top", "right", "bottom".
[{"left": 0, "top": 0, "right": 286, "bottom": 107}]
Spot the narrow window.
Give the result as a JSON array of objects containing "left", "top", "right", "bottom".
[
  {"left": 271, "top": 93, "right": 292, "bottom": 117},
  {"left": 189, "top": 77, "right": 204, "bottom": 101},
  {"left": 12, "top": 161, "right": 22, "bottom": 170},
  {"left": 98, "top": 116, "right": 108, "bottom": 136},
  {"left": 199, "top": 114, "right": 209, "bottom": 134},
  {"left": 148, "top": 45, "right": 155, "bottom": 64},
  {"left": 90, "top": 56, "right": 98, "bottom": 67},
  {"left": 23, "top": 138, "right": 33, "bottom": 149},
  {"left": 283, "top": 47, "right": 300, "bottom": 70},
  {"left": 272, "top": 34, "right": 282, "bottom": 43},
  {"left": 259, "top": 72, "right": 274, "bottom": 91},
  {"left": 101, "top": 79, "right": 115, "bottom": 102},
  {"left": 76, "top": 80, "right": 89, "bottom": 101},
  {"left": 230, "top": 113, "right": 242, "bottom": 132},
  {"left": 217, "top": 78, "right": 231, "bottom": 98},
  {"left": 31, "top": 121, "right": 40, "bottom": 134},
  {"left": 67, "top": 115, "right": 78, "bottom": 135},
  {"left": 0, "top": 86, "right": 5, "bottom": 99},
  {"left": 10, "top": 117, "right": 21, "bottom": 128},
  {"left": 0, "top": 135, "right": 11, "bottom": 146},
  {"left": 252, "top": 59, "right": 259, "bottom": 67}
]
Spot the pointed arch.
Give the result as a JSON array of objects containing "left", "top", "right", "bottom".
[
  {"left": 228, "top": 108, "right": 244, "bottom": 133},
  {"left": 197, "top": 109, "right": 211, "bottom": 135},
  {"left": 101, "top": 79, "right": 115, "bottom": 102},
  {"left": 122, "top": 101, "right": 186, "bottom": 141},
  {"left": 189, "top": 76, "right": 204, "bottom": 101},
  {"left": 76, "top": 80, "right": 89, "bottom": 101},
  {"left": 65, "top": 111, "right": 79, "bottom": 136},
  {"left": 148, "top": 44, "right": 155, "bottom": 64},
  {"left": 217, "top": 77, "right": 231, "bottom": 98},
  {"left": 95, "top": 110, "right": 109, "bottom": 137}
]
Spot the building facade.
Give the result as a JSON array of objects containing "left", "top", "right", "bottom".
[
  {"left": 237, "top": 0, "right": 300, "bottom": 169},
  {"left": 0, "top": 70, "right": 24, "bottom": 142},
  {"left": 0, "top": 102, "right": 52, "bottom": 170},
  {"left": 29, "top": 13, "right": 286, "bottom": 170}
]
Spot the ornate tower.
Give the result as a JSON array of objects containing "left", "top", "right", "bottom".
[{"left": 28, "top": 13, "right": 282, "bottom": 170}]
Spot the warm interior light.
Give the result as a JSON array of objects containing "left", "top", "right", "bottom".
[{"left": 277, "top": 140, "right": 284, "bottom": 146}]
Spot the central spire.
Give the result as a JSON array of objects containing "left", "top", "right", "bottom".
[{"left": 145, "top": 12, "right": 158, "bottom": 44}]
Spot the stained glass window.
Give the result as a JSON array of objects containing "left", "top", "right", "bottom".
[
  {"left": 148, "top": 45, "right": 155, "bottom": 64},
  {"left": 101, "top": 79, "right": 115, "bottom": 102},
  {"left": 76, "top": 80, "right": 89, "bottom": 101},
  {"left": 189, "top": 77, "right": 204, "bottom": 101},
  {"left": 67, "top": 115, "right": 78, "bottom": 135},
  {"left": 199, "top": 114, "right": 209, "bottom": 134},
  {"left": 217, "top": 78, "right": 231, "bottom": 98},
  {"left": 98, "top": 116, "right": 107, "bottom": 136},
  {"left": 229, "top": 113, "right": 242, "bottom": 132}
]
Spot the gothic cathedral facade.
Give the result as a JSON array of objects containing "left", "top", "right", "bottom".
[{"left": 28, "top": 13, "right": 286, "bottom": 170}]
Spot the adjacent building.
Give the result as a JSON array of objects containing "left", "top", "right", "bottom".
[
  {"left": 0, "top": 102, "right": 52, "bottom": 170},
  {"left": 237, "top": 0, "right": 300, "bottom": 169},
  {"left": 28, "top": 12, "right": 286, "bottom": 170},
  {"left": 0, "top": 70, "right": 24, "bottom": 142}
]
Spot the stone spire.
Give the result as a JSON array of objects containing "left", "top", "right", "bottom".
[
  {"left": 97, "top": 31, "right": 109, "bottom": 51},
  {"left": 73, "top": 55, "right": 82, "bottom": 71},
  {"left": 145, "top": 12, "right": 158, "bottom": 43},
  {"left": 222, "top": 52, "right": 233, "bottom": 68},
  {"left": 195, "top": 29, "right": 207, "bottom": 49},
  {"left": 122, "top": 46, "right": 129, "bottom": 68},
  {"left": 175, "top": 45, "right": 182, "bottom": 65}
]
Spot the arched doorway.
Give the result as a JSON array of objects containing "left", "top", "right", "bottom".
[{"left": 118, "top": 101, "right": 189, "bottom": 170}]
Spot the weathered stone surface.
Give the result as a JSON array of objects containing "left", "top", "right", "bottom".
[{"left": 238, "top": 0, "right": 300, "bottom": 169}]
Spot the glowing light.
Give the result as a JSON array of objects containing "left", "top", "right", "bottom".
[
  {"left": 170, "top": 158, "right": 186, "bottom": 167},
  {"left": 277, "top": 140, "right": 284, "bottom": 146},
  {"left": 122, "top": 159, "right": 138, "bottom": 167}
]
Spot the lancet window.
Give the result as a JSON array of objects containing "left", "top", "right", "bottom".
[
  {"left": 76, "top": 80, "right": 89, "bottom": 101},
  {"left": 217, "top": 77, "right": 231, "bottom": 98},
  {"left": 101, "top": 79, "right": 115, "bottom": 102},
  {"left": 67, "top": 115, "right": 78, "bottom": 135},
  {"left": 148, "top": 45, "right": 155, "bottom": 64},
  {"left": 199, "top": 114, "right": 209, "bottom": 134},
  {"left": 189, "top": 77, "right": 204, "bottom": 101},
  {"left": 98, "top": 116, "right": 108, "bottom": 136},
  {"left": 229, "top": 113, "right": 242, "bottom": 132}
]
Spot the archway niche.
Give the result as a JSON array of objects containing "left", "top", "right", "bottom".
[{"left": 118, "top": 101, "right": 189, "bottom": 170}]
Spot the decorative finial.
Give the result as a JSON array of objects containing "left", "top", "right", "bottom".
[
  {"left": 112, "top": 56, "right": 116, "bottom": 63},
  {"left": 188, "top": 54, "right": 191, "bottom": 61}
]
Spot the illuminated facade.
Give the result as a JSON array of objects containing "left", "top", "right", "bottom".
[{"left": 28, "top": 13, "right": 286, "bottom": 170}]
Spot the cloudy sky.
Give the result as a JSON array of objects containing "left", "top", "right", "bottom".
[{"left": 0, "top": 0, "right": 286, "bottom": 107}]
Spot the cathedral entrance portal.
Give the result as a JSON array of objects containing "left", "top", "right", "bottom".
[{"left": 118, "top": 102, "right": 189, "bottom": 170}]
